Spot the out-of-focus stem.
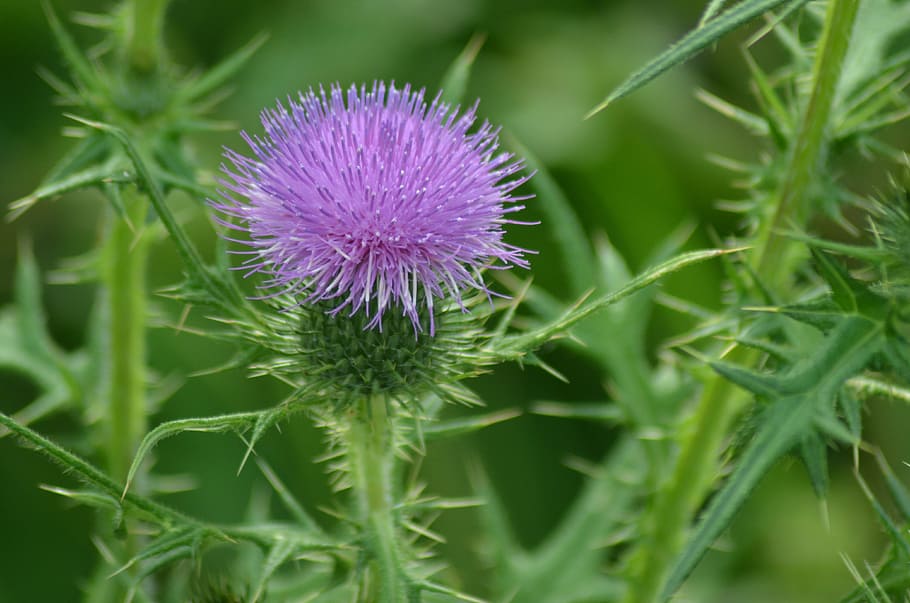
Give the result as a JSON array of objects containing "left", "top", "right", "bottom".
[
  {"left": 347, "top": 395, "right": 408, "bottom": 602},
  {"left": 623, "top": 1, "right": 860, "bottom": 601},
  {"left": 124, "top": 0, "right": 169, "bottom": 73},
  {"left": 93, "top": 190, "right": 150, "bottom": 602}
]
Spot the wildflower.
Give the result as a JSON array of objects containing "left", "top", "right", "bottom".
[{"left": 214, "top": 81, "right": 532, "bottom": 334}]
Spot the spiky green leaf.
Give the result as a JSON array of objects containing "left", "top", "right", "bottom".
[{"left": 588, "top": 0, "right": 810, "bottom": 115}]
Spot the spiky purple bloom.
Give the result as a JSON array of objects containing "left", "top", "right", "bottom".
[{"left": 213, "top": 81, "right": 532, "bottom": 333}]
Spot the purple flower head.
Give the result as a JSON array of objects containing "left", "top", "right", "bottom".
[{"left": 213, "top": 81, "right": 533, "bottom": 334}]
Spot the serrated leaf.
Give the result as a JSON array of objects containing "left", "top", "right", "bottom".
[
  {"left": 662, "top": 392, "right": 818, "bottom": 599},
  {"left": 8, "top": 162, "right": 124, "bottom": 221},
  {"left": 799, "top": 430, "right": 829, "bottom": 498},
  {"left": 65, "top": 116, "right": 212, "bottom": 287},
  {"left": 494, "top": 437, "right": 643, "bottom": 603},
  {"left": 439, "top": 34, "right": 485, "bottom": 107},
  {"left": 663, "top": 316, "right": 885, "bottom": 599},
  {"left": 495, "top": 248, "right": 740, "bottom": 356},
  {"left": 838, "top": 390, "right": 862, "bottom": 443},
  {"left": 113, "top": 528, "right": 207, "bottom": 578},
  {"left": 0, "top": 245, "right": 80, "bottom": 437},
  {"left": 811, "top": 248, "right": 859, "bottom": 313},
  {"left": 123, "top": 410, "right": 283, "bottom": 498},
  {"left": 588, "top": 0, "right": 810, "bottom": 115},
  {"left": 41, "top": 133, "right": 110, "bottom": 186},
  {"left": 779, "top": 298, "right": 843, "bottom": 331},
  {"left": 0, "top": 411, "right": 189, "bottom": 526},
  {"left": 175, "top": 33, "right": 268, "bottom": 105},
  {"left": 250, "top": 539, "right": 296, "bottom": 603},
  {"left": 43, "top": 1, "right": 105, "bottom": 96},
  {"left": 239, "top": 403, "right": 295, "bottom": 473},
  {"left": 709, "top": 360, "right": 787, "bottom": 398},
  {"left": 126, "top": 545, "right": 196, "bottom": 599}
]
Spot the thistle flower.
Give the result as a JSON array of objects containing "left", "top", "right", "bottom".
[{"left": 214, "top": 81, "right": 532, "bottom": 334}]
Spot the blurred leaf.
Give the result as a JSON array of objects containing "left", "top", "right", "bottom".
[
  {"left": 250, "top": 539, "right": 296, "bottom": 603},
  {"left": 0, "top": 244, "right": 81, "bottom": 436},
  {"left": 8, "top": 160, "right": 125, "bottom": 221},
  {"left": 798, "top": 430, "right": 829, "bottom": 498},
  {"left": 175, "top": 33, "right": 268, "bottom": 105},
  {"left": 508, "top": 136, "right": 595, "bottom": 298},
  {"left": 810, "top": 247, "right": 861, "bottom": 313},
  {"left": 439, "top": 33, "right": 485, "bottom": 107},
  {"left": 663, "top": 315, "right": 885, "bottom": 599},
  {"left": 40, "top": 133, "right": 110, "bottom": 187},
  {"left": 421, "top": 408, "right": 520, "bottom": 441},
  {"left": 530, "top": 401, "right": 624, "bottom": 423},
  {"left": 255, "top": 458, "right": 321, "bottom": 532},
  {"left": 699, "top": 0, "right": 731, "bottom": 26},
  {"left": 588, "top": 0, "right": 810, "bottom": 115},
  {"left": 837, "top": 0, "right": 910, "bottom": 102},
  {"left": 483, "top": 437, "right": 642, "bottom": 603},
  {"left": 43, "top": 0, "right": 106, "bottom": 98},
  {"left": 874, "top": 451, "right": 910, "bottom": 524}
]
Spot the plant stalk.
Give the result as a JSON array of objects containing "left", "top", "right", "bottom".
[
  {"left": 103, "top": 192, "right": 149, "bottom": 484},
  {"left": 347, "top": 395, "right": 408, "bottom": 602},
  {"left": 623, "top": 0, "right": 860, "bottom": 601},
  {"left": 750, "top": 0, "right": 860, "bottom": 288},
  {"left": 124, "top": 0, "right": 169, "bottom": 73}
]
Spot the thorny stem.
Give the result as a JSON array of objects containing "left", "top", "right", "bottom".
[
  {"left": 751, "top": 0, "right": 860, "bottom": 287},
  {"left": 623, "top": 0, "right": 860, "bottom": 601},
  {"left": 347, "top": 395, "right": 408, "bottom": 602}
]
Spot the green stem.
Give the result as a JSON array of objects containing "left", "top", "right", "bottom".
[
  {"left": 623, "top": 1, "right": 859, "bottom": 601},
  {"left": 124, "top": 0, "right": 169, "bottom": 73},
  {"left": 347, "top": 396, "right": 408, "bottom": 602},
  {"left": 103, "top": 192, "right": 149, "bottom": 484},
  {"left": 751, "top": 0, "right": 860, "bottom": 290}
]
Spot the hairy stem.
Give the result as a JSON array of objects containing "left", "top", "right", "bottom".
[
  {"left": 623, "top": 1, "right": 860, "bottom": 601},
  {"left": 124, "top": 0, "right": 169, "bottom": 73},
  {"left": 96, "top": 191, "right": 151, "bottom": 603},
  {"left": 347, "top": 396, "right": 408, "bottom": 602},
  {"left": 103, "top": 192, "right": 149, "bottom": 483}
]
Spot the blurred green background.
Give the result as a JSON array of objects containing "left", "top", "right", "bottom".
[{"left": 1, "top": 0, "right": 908, "bottom": 601}]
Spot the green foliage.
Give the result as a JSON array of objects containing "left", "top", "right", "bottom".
[
  {"left": 587, "top": 0, "right": 811, "bottom": 116},
  {"left": 4, "top": 0, "right": 910, "bottom": 601},
  {"left": 0, "top": 244, "right": 85, "bottom": 435}
]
